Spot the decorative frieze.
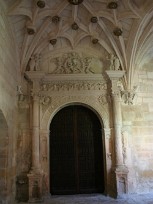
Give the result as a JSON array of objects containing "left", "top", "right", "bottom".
[{"left": 40, "top": 81, "right": 107, "bottom": 92}]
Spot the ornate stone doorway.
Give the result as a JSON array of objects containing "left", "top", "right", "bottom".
[{"left": 49, "top": 105, "right": 105, "bottom": 195}]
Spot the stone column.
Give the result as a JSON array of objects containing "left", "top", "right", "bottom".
[
  {"left": 31, "top": 80, "right": 40, "bottom": 171},
  {"left": 26, "top": 71, "right": 45, "bottom": 202},
  {"left": 106, "top": 70, "right": 128, "bottom": 197}
]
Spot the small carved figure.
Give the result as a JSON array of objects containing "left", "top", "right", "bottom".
[
  {"left": 108, "top": 54, "right": 121, "bottom": 70},
  {"left": 84, "top": 57, "right": 93, "bottom": 73},
  {"left": 109, "top": 54, "right": 115, "bottom": 70},
  {"left": 29, "top": 54, "right": 41, "bottom": 71},
  {"left": 114, "top": 55, "right": 120, "bottom": 70},
  {"left": 29, "top": 56, "right": 35, "bottom": 71}
]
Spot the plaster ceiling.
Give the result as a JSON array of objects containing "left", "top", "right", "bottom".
[{"left": 5, "top": 0, "right": 153, "bottom": 88}]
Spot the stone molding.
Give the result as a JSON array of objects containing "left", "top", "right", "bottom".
[{"left": 40, "top": 94, "right": 110, "bottom": 130}]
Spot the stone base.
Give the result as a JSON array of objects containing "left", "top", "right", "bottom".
[
  {"left": 115, "top": 166, "right": 129, "bottom": 198},
  {"left": 27, "top": 172, "right": 43, "bottom": 203}
]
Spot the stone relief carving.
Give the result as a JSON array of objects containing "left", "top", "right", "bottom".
[
  {"left": 98, "top": 94, "right": 111, "bottom": 105},
  {"left": 40, "top": 137, "right": 47, "bottom": 161},
  {"left": 40, "top": 96, "right": 51, "bottom": 106},
  {"left": 51, "top": 52, "right": 95, "bottom": 74},
  {"left": 121, "top": 130, "right": 128, "bottom": 165},
  {"left": 41, "top": 81, "right": 107, "bottom": 92}
]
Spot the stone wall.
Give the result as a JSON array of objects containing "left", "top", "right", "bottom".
[
  {"left": 0, "top": 1, "right": 20, "bottom": 203},
  {"left": 122, "top": 69, "right": 153, "bottom": 194}
]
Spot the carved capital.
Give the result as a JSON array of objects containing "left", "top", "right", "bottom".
[
  {"left": 106, "top": 70, "right": 125, "bottom": 100},
  {"left": 121, "top": 86, "right": 138, "bottom": 105},
  {"left": 31, "top": 90, "right": 40, "bottom": 101}
]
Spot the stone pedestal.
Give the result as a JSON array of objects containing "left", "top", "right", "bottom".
[
  {"left": 28, "top": 173, "right": 43, "bottom": 203},
  {"left": 115, "top": 167, "right": 128, "bottom": 197}
]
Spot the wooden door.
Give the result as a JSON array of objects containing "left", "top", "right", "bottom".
[{"left": 50, "top": 105, "right": 104, "bottom": 195}]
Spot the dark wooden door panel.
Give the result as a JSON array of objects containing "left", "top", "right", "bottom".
[
  {"left": 50, "top": 107, "right": 76, "bottom": 194},
  {"left": 50, "top": 105, "right": 104, "bottom": 195}
]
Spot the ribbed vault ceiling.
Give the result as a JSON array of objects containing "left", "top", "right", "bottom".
[{"left": 5, "top": 0, "right": 153, "bottom": 89}]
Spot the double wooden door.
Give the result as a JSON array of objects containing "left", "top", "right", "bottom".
[{"left": 50, "top": 105, "right": 104, "bottom": 195}]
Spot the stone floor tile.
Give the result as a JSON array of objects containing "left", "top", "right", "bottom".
[{"left": 17, "top": 193, "right": 153, "bottom": 204}]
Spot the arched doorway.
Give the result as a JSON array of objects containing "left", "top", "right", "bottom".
[
  {"left": 49, "top": 105, "right": 105, "bottom": 195},
  {"left": 0, "top": 110, "right": 8, "bottom": 201}
]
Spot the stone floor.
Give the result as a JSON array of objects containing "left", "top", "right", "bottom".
[{"left": 19, "top": 193, "right": 153, "bottom": 204}]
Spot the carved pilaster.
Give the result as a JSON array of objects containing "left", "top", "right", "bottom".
[
  {"left": 106, "top": 70, "right": 128, "bottom": 197},
  {"left": 25, "top": 71, "right": 45, "bottom": 202}
]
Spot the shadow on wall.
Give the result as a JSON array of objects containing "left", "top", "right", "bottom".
[{"left": 0, "top": 110, "right": 8, "bottom": 203}]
